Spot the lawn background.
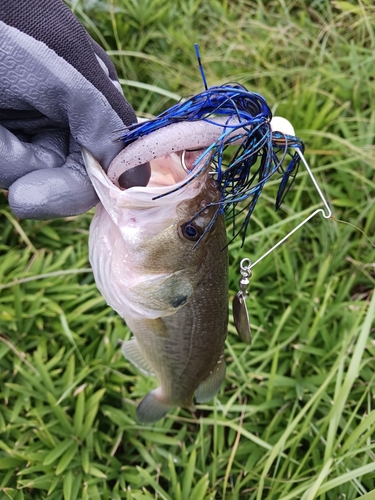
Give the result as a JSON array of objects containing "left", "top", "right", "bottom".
[{"left": 0, "top": 0, "right": 375, "bottom": 499}]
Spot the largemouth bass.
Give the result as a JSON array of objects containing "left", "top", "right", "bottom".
[{"left": 83, "top": 131, "right": 229, "bottom": 424}]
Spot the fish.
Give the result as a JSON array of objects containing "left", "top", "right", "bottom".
[{"left": 82, "top": 119, "right": 231, "bottom": 424}]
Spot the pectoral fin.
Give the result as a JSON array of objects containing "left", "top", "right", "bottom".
[
  {"left": 195, "top": 358, "right": 226, "bottom": 403},
  {"left": 136, "top": 389, "right": 170, "bottom": 424},
  {"left": 121, "top": 339, "right": 154, "bottom": 375},
  {"left": 132, "top": 272, "right": 194, "bottom": 313}
]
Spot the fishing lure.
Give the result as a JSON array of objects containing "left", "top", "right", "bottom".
[{"left": 109, "top": 85, "right": 305, "bottom": 245}]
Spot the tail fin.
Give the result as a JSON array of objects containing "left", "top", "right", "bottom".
[{"left": 136, "top": 389, "right": 171, "bottom": 424}]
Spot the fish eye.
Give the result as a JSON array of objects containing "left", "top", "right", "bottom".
[{"left": 179, "top": 222, "right": 202, "bottom": 242}]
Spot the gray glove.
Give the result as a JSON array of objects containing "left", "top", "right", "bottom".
[{"left": 0, "top": 0, "right": 136, "bottom": 218}]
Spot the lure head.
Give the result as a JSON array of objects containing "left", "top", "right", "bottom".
[{"left": 270, "top": 116, "right": 296, "bottom": 136}]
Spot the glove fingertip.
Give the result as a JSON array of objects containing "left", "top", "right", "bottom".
[{"left": 9, "top": 170, "right": 99, "bottom": 219}]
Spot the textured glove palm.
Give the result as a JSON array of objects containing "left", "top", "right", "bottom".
[{"left": 0, "top": 0, "right": 136, "bottom": 218}]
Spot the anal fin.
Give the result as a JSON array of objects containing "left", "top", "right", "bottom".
[
  {"left": 195, "top": 357, "right": 226, "bottom": 403},
  {"left": 136, "top": 389, "right": 170, "bottom": 424},
  {"left": 121, "top": 338, "right": 154, "bottom": 375}
]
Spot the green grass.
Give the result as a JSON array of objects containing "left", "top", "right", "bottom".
[{"left": 1, "top": 0, "right": 375, "bottom": 498}]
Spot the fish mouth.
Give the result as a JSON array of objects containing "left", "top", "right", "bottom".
[
  {"left": 144, "top": 148, "right": 210, "bottom": 189},
  {"left": 83, "top": 145, "right": 213, "bottom": 216}
]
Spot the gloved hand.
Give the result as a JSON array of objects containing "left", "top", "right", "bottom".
[{"left": 0, "top": 0, "right": 136, "bottom": 219}]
